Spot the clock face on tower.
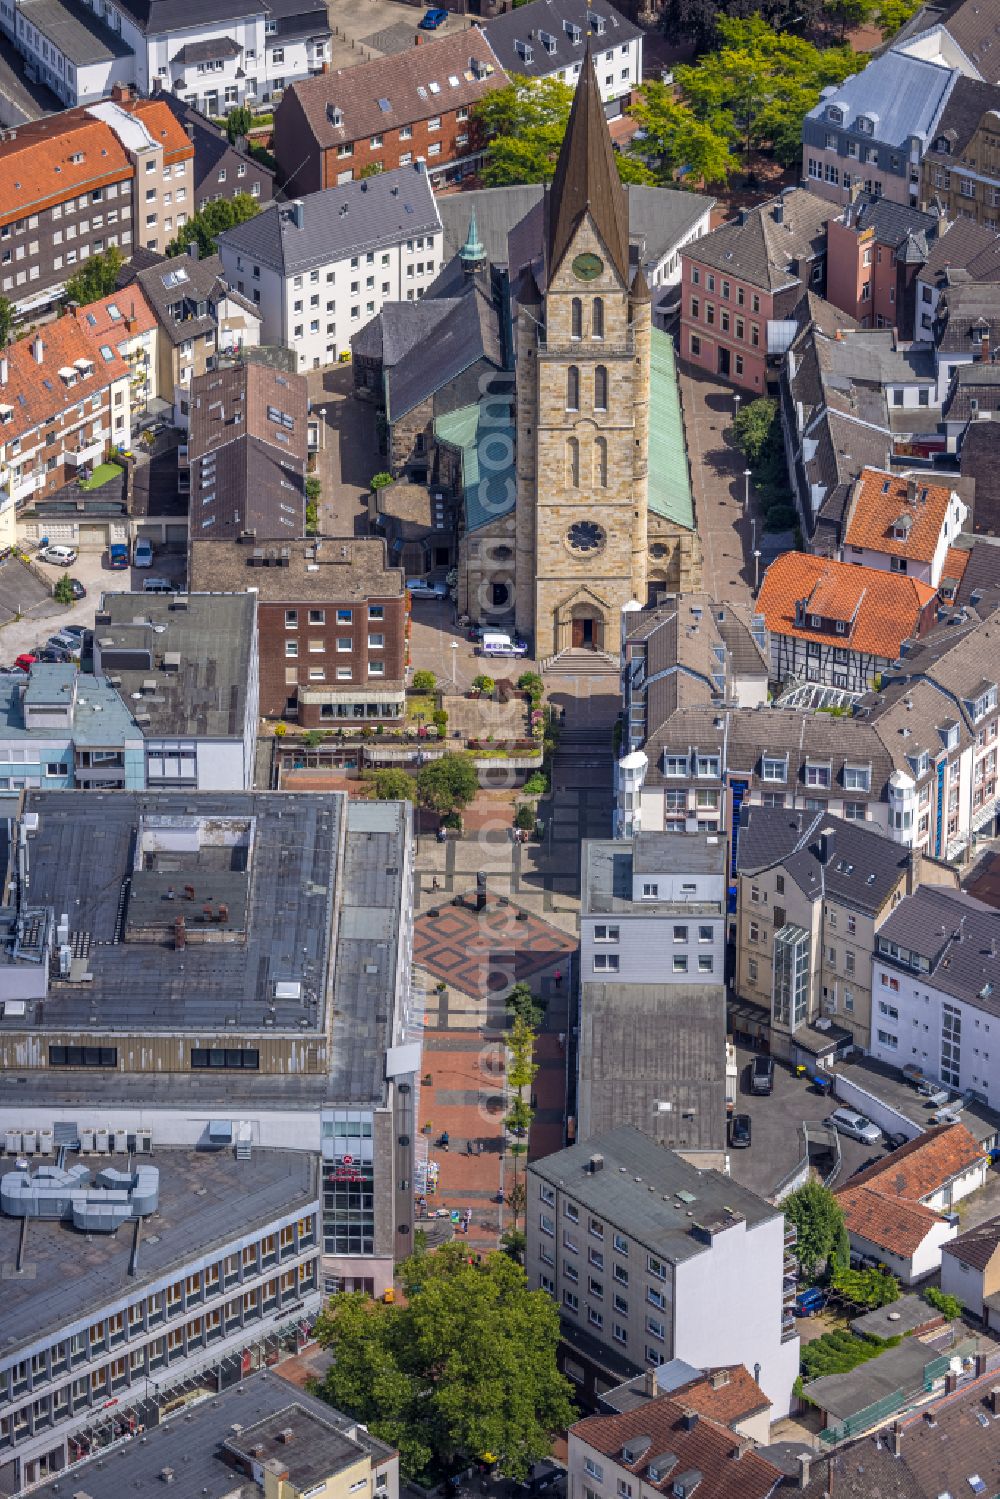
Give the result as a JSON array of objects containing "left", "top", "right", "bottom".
[{"left": 572, "top": 252, "right": 604, "bottom": 282}]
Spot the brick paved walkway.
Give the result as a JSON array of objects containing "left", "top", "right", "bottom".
[
  {"left": 414, "top": 896, "right": 576, "bottom": 999},
  {"left": 678, "top": 363, "right": 760, "bottom": 601}
]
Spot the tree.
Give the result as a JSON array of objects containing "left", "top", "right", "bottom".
[
  {"left": 824, "top": 0, "right": 874, "bottom": 41},
  {"left": 924, "top": 1286, "right": 963, "bottom": 1320},
  {"left": 659, "top": 0, "right": 823, "bottom": 53},
  {"left": 733, "top": 397, "right": 779, "bottom": 465},
  {"left": 64, "top": 247, "right": 124, "bottom": 307},
  {"left": 0, "top": 295, "right": 13, "bottom": 347},
  {"left": 225, "top": 104, "right": 254, "bottom": 144},
  {"left": 628, "top": 82, "right": 737, "bottom": 188},
  {"left": 411, "top": 669, "right": 436, "bottom": 693},
  {"left": 505, "top": 1016, "right": 538, "bottom": 1240},
  {"left": 830, "top": 1265, "right": 900, "bottom": 1310},
  {"left": 415, "top": 753, "right": 479, "bottom": 817},
  {"left": 473, "top": 674, "right": 495, "bottom": 695},
  {"left": 875, "top": 0, "right": 920, "bottom": 36},
  {"left": 505, "top": 980, "right": 546, "bottom": 1027},
  {"left": 315, "top": 1245, "right": 573, "bottom": 1482},
  {"left": 368, "top": 769, "right": 416, "bottom": 802},
  {"left": 783, "top": 1181, "right": 849, "bottom": 1279},
  {"left": 675, "top": 17, "right": 859, "bottom": 171},
  {"left": 166, "top": 193, "right": 260, "bottom": 258},
  {"left": 477, "top": 77, "right": 656, "bottom": 187},
  {"left": 53, "top": 573, "right": 76, "bottom": 606}
]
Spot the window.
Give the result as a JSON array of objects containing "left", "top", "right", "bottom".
[
  {"left": 594, "top": 365, "right": 608, "bottom": 410},
  {"left": 762, "top": 755, "right": 787, "bottom": 781},
  {"left": 567, "top": 365, "right": 579, "bottom": 410},
  {"left": 49, "top": 1045, "right": 118, "bottom": 1067},
  {"left": 592, "top": 297, "right": 604, "bottom": 338},
  {"left": 593, "top": 953, "right": 619, "bottom": 972},
  {"left": 647, "top": 1254, "right": 666, "bottom": 1280},
  {"left": 190, "top": 1048, "right": 259, "bottom": 1070}
]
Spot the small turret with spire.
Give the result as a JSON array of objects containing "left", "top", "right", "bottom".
[{"left": 459, "top": 208, "right": 486, "bottom": 276}]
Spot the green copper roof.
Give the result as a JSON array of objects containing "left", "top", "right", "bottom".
[
  {"left": 459, "top": 208, "right": 485, "bottom": 265},
  {"left": 435, "top": 400, "right": 516, "bottom": 534},
  {"left": 648, "top": 327, "right": 695, "bottom": 532}
]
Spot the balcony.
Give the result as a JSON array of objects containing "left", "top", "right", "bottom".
[
  {"left": 784, "top": 1224, "right": 797, "bottom": 1248},
  {"left": 64, "top": 436, "right": 106, "bottom": 468}
]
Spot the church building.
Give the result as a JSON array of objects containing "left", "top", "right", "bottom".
[{"left": 352, "top": 46, "right": 701, "bottom": 662}]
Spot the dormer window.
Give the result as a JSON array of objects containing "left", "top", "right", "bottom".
[
  {"left": 646, "top": 1456, "right": 676, "bottom": 1485},
  {"left": 810, "top": 614, "right": 822, "bottom": 628},
  {"left": 856, "top": 115, "right": 875, "bottom": 135},
  {"left": 939, "top": 721, "right": 960, "bottom": 751},
  {"left": 327, "top": 103, "right": 343, "bottom": 127},
  {"left": 762, "top": 755, "right": 787, "bottom": 782},
  {"left": 0, "top": 404, "right": 11, "bottom": 424},
  {"left": 891, "top": 513, "right": 912, "bottom": 540},
  {"left": 826, "top": 105, "right": 844, "bottom": 124},
  {"left": 967, "top": 684, "right": 998, "bottom": 722},
  {"left": 539, "top": 29, "right": 556, "bottom": 53},
  {"left": 589, "top": 11, "right": 606, "bottom": 33},
  {"left": 935, "top": 136, "right": 951, "bottom": 154},
  {"left": 515, "top": 38, "right": 534, "bottom": 62},
  {"left": 621, "top": 1438, "right": 651, "bottom": 1465},
  {"left": 835, "top": 620, "right": 847, "bottom": 635}
]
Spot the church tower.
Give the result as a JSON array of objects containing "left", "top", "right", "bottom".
[{"left": 514, "top": 44, "right": 651, "bottom": 660}]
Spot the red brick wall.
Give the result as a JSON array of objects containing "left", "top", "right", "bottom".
[
  {"left": 678, "top": 252, "right": 772, "bottom": 392},
  {"left": 320, "top": 108, "right": 482, "bottom": 186},
  {"left": 258, "top": 594, "right": 406, "bottom": 719}
]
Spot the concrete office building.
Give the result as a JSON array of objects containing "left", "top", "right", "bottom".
[
  {"left": 526, "top": 1127, "right": 800, "bottom": 1416},
  {"left": 0, "top": 1146, "right": 321, "bottom": 1496},
  {"left": 0, "top": 791, "right": 417, "bottom": 1297}
]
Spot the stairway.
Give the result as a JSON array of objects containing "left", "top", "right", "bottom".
[{"left": 542, "top": 647, "right": 619, "bottom": 676}]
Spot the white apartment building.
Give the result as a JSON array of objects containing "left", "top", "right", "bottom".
[
  {"left": 481, "top": 0, "right": 642, "bottom": 118},
  {"left": 526, "top": 1127, "right": 800, "bottom": 1417},
  {"left": 870, "top": 885, "right": 1000, "bottom": 1112},
  {"left": 2, "top": 0, "right": 330, "bottom": 113},
  {"left": 216, "top": 165, "right": 443, "bottom": 372}
]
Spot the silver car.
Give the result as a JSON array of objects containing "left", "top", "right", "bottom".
[{"left": 825, "top": 1107, "right": 882, "bottom": 1145}]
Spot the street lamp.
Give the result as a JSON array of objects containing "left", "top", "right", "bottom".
[
  {"left": 734, "top": 392, "right": 741, "bottom": 426},
  {"left": 743, "top": 467, "right": 752, "bottom": 513},
  {"left": 449, "top": 639, "right": 459, "bottom": 694},
  {"left": 751, "top": 515, "right": 756, "bottom": 555},
  {"left": 320, "top": 406, "right": 328, "bottom": 451},
  {"left": 753, "top": 548, "right": 762, "bottom": 593}
]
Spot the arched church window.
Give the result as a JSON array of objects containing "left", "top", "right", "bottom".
[
  {"left": 594, "top": 365, "right": 608, "bottom": 412},
  {"left": 592, "top": 297, "right": 604, "bottom": 339},
  {"left": 566, "top": 437, "right": 580, "bottom": 488},
  {"left": 595, "top": 436, "right": 608, "bottom": 488},
  {"left": 571, "top": 298, "right": 582, "bottom": 340},
  {"left": 567, "top": 365, "right": 580, "bottom": 411}
]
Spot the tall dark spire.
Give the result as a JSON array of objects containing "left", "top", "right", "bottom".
[{"left": 546, "top": 40, "right": 629, "bottom": 284}]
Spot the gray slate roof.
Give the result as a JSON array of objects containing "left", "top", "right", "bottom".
[
  {"left": 218, "top": 163, "right": 440, "bottom": 276},
  {"left": 959, "top": 421, "right": 1000, "bottom": 537},
  {"left": 673, "top": 188, "right": 834, "bottom": 292},
  {"left": 19, "top": 0, "right": 132, "bottom": 63},
  {"left": 803, "top": 1338, "right": 941, "bottom": 1421},
  {"left": 876, "top": 884, "right": 1000, "bottom": 1011},
  {"left": 384, "top": 283, "right": 502, "bottom": 422},
  {"left": 937, "top": 280, "right": 1000, "bottom": 351},
  {"left": 111, "top": 0, "right": 261, "bottom": 33},
  {"left": 736, "top": 806, "right": 912, "bottom": 915},
  {"left": 806, "top": 47, "right": 958, "bottom": 149},
  {"left": 921, "top": 216, "right": 1000, "bottom": 287},
  {"left": 531, "top": 1126, "right": 779, "bottom": 1259},
  {"left": 578, "top": 982, "right": 727, "bottom": 1152},
  {"left": 481, "top": 0, "right": 641, "bottom": 81},
  {"left": 0, "top": 666, "right": 139, "bottom": 746},
  {"left": 838, "top": 190, "right": 937, "bottom": 253}
]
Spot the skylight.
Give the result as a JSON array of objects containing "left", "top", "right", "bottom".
[
  {"left": 161, "top": 267, "right": 189, "bottom": 288},
  {"left": 100, "top": 345, "right": 114, "bottom": 361},
  {"left": 429, "top": 80, "right": 441, "bottom": 93},
  {"left": 85, "top": 312, "right": 98, "bottom": 326},
  {"left": 107, "top": 303, "right": 122, "bottom": 320},
  {"left": 378, "top": 97, "right": 391, "bottom": 111}
]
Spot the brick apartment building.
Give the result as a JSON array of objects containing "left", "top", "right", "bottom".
[
  {"left": 188, "top": 536, "right": 406, "bottom": 724},
  {"left": 274, "top": 29, "right": 507, "bottom": 196},
  {"left": 0, "top": 91, "right": 193, "bottom": 317},
  {"left": 825, "top": 192, "right": 939, "bottom": 338},
  {"left": 679, "top": 189, "right": 833, "bottom": 392},
  {"left": 0, "top": 319, "right": 131, "bottom": 548}
]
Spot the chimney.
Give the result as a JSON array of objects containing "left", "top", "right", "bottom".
[
  {"left": 681, "top": 1411, "right": 699, "bottom": 1432},
  {"left": 796, "top": 1452, "right": 812, "bottom": 1489},
  {"left": 945, "top": 1372, "right": 958, "bottom": 1395},
  {"left": 290, "top": 200, "right": 304, "bottom": 229},
  {"left": 0, "top": 355, "right": 6, "bottom": 386},
  {"left": 277, "top": 1428, "right": 295, "bottom": 1445},
  {"left": 980, "top": 329, "right": 991, "bottom": 362},
  {"left": 732, "top": 1436, "right": 753, "bottom": 1461},
  {"left": 990, "top": 1386, "right": 1000, "bottom": 1415},
  {"left": 187, "top": 240, "right": 199, "bottom": 261},
  {"left": 644, "top": 1367, "right": 657, "bottom": 1397},
  {"left": 772, "top": 200, "right": 784, "bottom": 225},
  {"left": 890, "top": 1422, "right": 903, "bottom": 1456},
  {"left": 588, "top": 1153, "right": 605, "bottom": 1173},
  {"left": 975, "top": 1353, "right": 988, "bottom": 1378},
  {"left": 111, "top": 81, "right": 132, "bottom": 103},
  {"left": 818, "top": 828, "right": 836, "bottom": 866},
  {"left": 31, "top": 334, "right": 44, "bottom": 365}
]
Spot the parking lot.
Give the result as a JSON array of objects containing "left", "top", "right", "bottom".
[
  {"left": 0, "top": 542, "right": 187, "bottom": 664},
  {"left": 727, "top": 1046, "right": 883, "bottom": 1198}
]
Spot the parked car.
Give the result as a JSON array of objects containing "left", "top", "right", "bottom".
[
  {"left": 419, "top": 7, "right": 449, "bottom": 26},
  {"left": 134, "top": 538, "right": 154, "bottom": 568},
  {"left": 729, "top": 1113, "right": 752, "bottom": 1149},
  {"left": 14, "top": 653, "right": 36, "bottom": 672},
  {"left": 825, "top": 1107, "right": 881, "bottom": 1145},
  {"left": 47, "top": 632, "right": 81, "bottom": 658},
  {"left": 750, "top": 1055, "right": 775, "bottom": 1096},
  {"left": 38, "top": 544, "right": 78, "bottom": 567},
  {"left": 478, "top": 631, "right": 529, "bottom": 658},
  {"left": 795, "top": 1287, "right": 825, "bottom": 1317},
  {"left": 406, "top": 576, "right": 448, "bottom": 599},
  {"left": 67, "top": 578, "right": 87, "bottom": 600},
  {"left": 142, "top": 577, "right": 175, "bottom": 594},
  {"left": 36, "top": 647, "right": 70, "bottom": 663},
  {"left": 61, "top": 624, "right": 87, "bottom": 639},
  {"left": 108, "top": 543, "right": 129, "bottom": 569},
  {"left": 884, "top": 1130, "right": 910, "bottom": 1151}
]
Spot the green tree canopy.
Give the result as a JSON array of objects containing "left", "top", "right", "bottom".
[
  {"left": 225, "top": 104, "right": 254, "bottom": 144},
  {"left": 824, "top": 0, "right": 874, "bottom": 41},
  {"left": 875, "top": 0, "right": 921, "bottom": 36},
  {"left": 675, "top": 17, "right": 859, "bottom": 169},
  {"left": 628, "top": 82, "right": 737, "bottom": 187},
  {"left": 830, "top": 1265, "right": 899, "bottom": 1309},
  {"left": 924, "top": 1286, "right": 962, "bottom": 1320},
  {"left": 64, "top": 247, "right": 124, "bottom": 307},
  {"left": 411, "top": 669, "right": 436, "bottom": 693},
  {"left": 783, "top": 1181, "right": 849, "bottom": 1279},
  {"left": 475, "top": 76, "right": 640, "bottom": 186},
  {"left": 733, "top": 397, "right": 779, "bottom": 465},
  {"left": 367, "top": 769, "right": 416, "bottom": 802},
  {"left": 659, "top": 0, "right": 823, "bottom": 53},
  {"left": 416, "top": 753, "right": 479, "bottom": 817},
  {"left": 166, "top": 193, "right": 260, "bottom": 258},
  {"left": 505, "top": 980, "right": 546, "bottom": 1028},
  {"left": 315, "top": 1245, "right": 574, "bottom": 1482}
]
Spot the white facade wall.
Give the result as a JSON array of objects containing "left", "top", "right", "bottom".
[
  {"left": 0, "top": 1100, "right": 322, "bottom": 1150},
  {"left": 219, "top": 227, "right": 445, "bottom": 371},
  {"left": 673, "top": 1215, "right": 799, "bottom": 1417},
  {"left": 869, "top": 956, "right": 1000, "bottom": 1111},
  {"left": 846, "top": 1219, "right": 956, "bottom": 1284},
  {"left": 844, "top": 491, "right": 966, "bottom": 588},
  {"left": 550, "top": 35, "right": 642, "bottom": 108},
  {"left": 941, "top": 1248, "right": 989, "bottom": 1317}
]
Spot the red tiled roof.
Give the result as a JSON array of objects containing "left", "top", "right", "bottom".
[
  {"left": 844, "top": 468, "right": 957, "bottom": 564},
  {"left": 572, "top": 1394, "right": 782, "bottom": 1499},
  {"left": 834, "top": 1182, "right": 943, "bottom": 1257},
  {"left": 73, "top": 286, "right": 158, "bottom": 342},
  {"left": 757, "top": 551, "right": 938, "bottom": 661},
  {"left": 123, "top": 98, "right": 195, "bottom": 165},
  {"left": 0, "top": 115, "right": 131, "bottom": 227},
  {"left": 843, "top": 1124, "right": 986, "bottom": 1202},
  {"left": 835, "top": 1125, "right": 987, "bottom": 1257},
  {"left": 0, "top": 316, "right": 130, "bottom": 446},
  {"left": 670, "top": 1367, "right": 771, "bottom": 1427},
  {"left": 942, "top": 545, "right": 970, "bottom": 586}
]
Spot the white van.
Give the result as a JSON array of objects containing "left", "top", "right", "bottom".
[
  {"left": 142, "top": 577, "right": 174, "bottom": 594},
  {"left": 478, "top": 631, "right": 528, "bottom": 658}
]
